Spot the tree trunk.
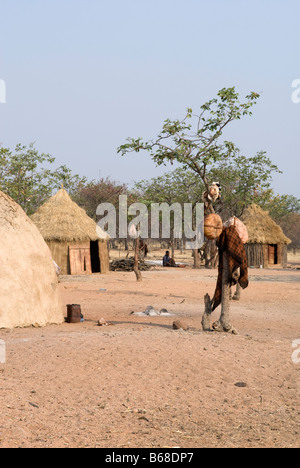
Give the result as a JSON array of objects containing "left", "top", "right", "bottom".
[
  {"left": 193, "top": 249, "right": 201, "bottom": 269},
  {"left": 204, "top": 240, "right": 218, "bottom": 269},
  {"left": 232, "top": 282, "right": 241, "bottom": 301},
  {"left": 212, "top": 252, "right": 238, "bottom": 334},
  {"left": 202, "top": 293, "right": 212, "bottom": 331},
  {"left": 180, "top": 238, "right": 184, "bottom": 254},
  {"left": 219, "top": 251, "right": 231, "bottom": 330},
  {"left": 134, "top": 237, "right": 142, "bottom": 282},
  {"left": 170, "top": 227, "right": 175, "bottom": 260}
]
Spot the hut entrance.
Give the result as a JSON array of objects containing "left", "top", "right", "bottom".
[
  {"left": 69, "top": 243, "right": 101, "bottom": 275},
  {"left": 69, "top": 244, "right": 92, "bottom": 275},
  {"left": 90, "top": 241, "right": 101, "bottom": 273},
  {"left": 268, "top": 244, "right": 278, "bottom": 265}
]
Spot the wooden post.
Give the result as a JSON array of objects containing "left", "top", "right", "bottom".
[
  {"left": 171, "top": 227, "right": 175, "bottom": 260},
  {"left": 212, "top": 251, "right": 238, "bottom": 334},
  {"left": 193, "top": 249, "right": 201, "bottom": 269},
  {"left": 204, "top": 240, "right": 218, "bottom": 269},
  {"left": 134, "top": 237, "right": 142, "bottom": 282},
  {"left": 232, "top": 282, "right": 241, "bottom": 301},
  {"left": 219, "top": 251, "right": 231, "bottom": 330},
  {"left": 202, "top": 293, "right": 213, "bottom": 331}
]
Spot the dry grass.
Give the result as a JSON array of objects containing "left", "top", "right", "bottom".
[
  {"left": 241, "top": 204, "right": 291, "bottom": 245},
  {"left": 31, "top": 189, "right": 107, "bottom": 243}
]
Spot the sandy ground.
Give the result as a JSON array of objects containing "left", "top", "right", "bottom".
[{"left": 0, "top": 252, "right": 299, "bottom": 448}]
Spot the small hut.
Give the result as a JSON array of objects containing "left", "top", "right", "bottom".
[
  {"left": 240, "top": 204, "right": 291, "bottom": 268},
  {"left": 0, "top": 190, "right": 63, "bottom": 328},
  {"left": 31, "top": 189, "right": 109, "bottom": 275}
]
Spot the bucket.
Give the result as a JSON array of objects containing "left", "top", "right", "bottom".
[{"left": 66, "top": 304, "right": 82, "bottom": 323}]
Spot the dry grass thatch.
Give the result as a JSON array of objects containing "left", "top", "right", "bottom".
[
  {"left": 31, "top": 189, "right": 108, "bottom": 243},
  {"left": 0, "top": 190, "right": 63, "bottom": 328},
  {"left": 240, "top": 204, "right": 291, "bottom": 245}
]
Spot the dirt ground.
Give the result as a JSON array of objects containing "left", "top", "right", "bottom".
[{"left": 0, "top": 251, "right": 299, "bottom": 448}]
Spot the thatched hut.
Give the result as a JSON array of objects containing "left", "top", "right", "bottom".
[
  {"left": 0, "top": 190, "right": 63, "bottom": 328},
  {"left": 31, "top": 189, "right": 109, "bottom": 275},
  {"left": 240, "top": 204, "right": 291, "bottom": 268}
]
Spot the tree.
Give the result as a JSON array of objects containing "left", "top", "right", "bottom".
[
  {"left": 136, "top": 167, "right": 204, "bottom": 207},
  {"left": 263, "top": 194, "right": 300, "bottom": 251},
  {"left": 74, "top": 177, "right": 140, "bottom": 252},
  {"left": 135, "top": 168, "right": 205, "bottom": 264},
  {"left": 277, "top": 213, "right": 300, "bottom": 251},
  {"left": 118, "top": 87, "right": 261, "bottom": 333},
  {"left": 135, "top": 152, "right": 283, "bottom": 225},
  {"left": 262, "top": 193, "right": 300, "bottom": 221},
  {"left": 118, "top": 87, "right": 260, "bottom": 214},
  {"left": 208, "top": 151, "right": 282, "bottom": 219},
  {"left": 50, "top": 164, "right": 87, "bottom": 199},
  {"left": 74, "top": 177, "right": 131, "bottom": 221},
  {"left": 0, "top": 143, "right": 86, "bottom": 214}
]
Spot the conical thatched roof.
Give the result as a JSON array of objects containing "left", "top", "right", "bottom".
[
  {"left": 240, "top": 204, "right": 291, "bottom": 245},
  {"left": 31, "top": 189, "right": 108, "bottom": 243},
  {"left": 0, "top": 190, "right": 63, "bottom": 328}
]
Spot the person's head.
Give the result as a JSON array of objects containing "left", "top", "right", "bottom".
[{"left": 166, "top": 251, "right": 170, "bottom": 256}]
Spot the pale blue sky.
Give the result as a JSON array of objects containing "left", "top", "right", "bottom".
[{"left": 0, "top": 0, "right": 299, "bottom": 196}]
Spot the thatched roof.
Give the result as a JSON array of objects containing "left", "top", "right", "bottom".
[
  {"left": 31, "top": 189, "right": 108, "bottom": 243},
  {"left": 240, "top": 204, "right": 291, "bottom": 245}
]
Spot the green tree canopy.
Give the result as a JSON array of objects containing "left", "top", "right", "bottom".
[
  {"left": 73, "top": 177, "right": 134, "bottom": 221},
  {"left": 0, "top": 143, "right": 86, "bottom": 214},
  {"left": 118, "top": 87, "right": 261, "bottom": 205}
]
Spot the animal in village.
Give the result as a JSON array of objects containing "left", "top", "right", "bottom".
[{"left": 202, "top": 182, "right": 221, "bottom": 214}]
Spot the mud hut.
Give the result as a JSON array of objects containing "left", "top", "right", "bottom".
[
  {"left": 240, "top": 204, "right": 291, "bottom": 268},
  {"left": 31, "top": 189, "right": 109, "bottom": 275},
  {"left": 0, "top": 190, "right": 63, "bottom": 328}
]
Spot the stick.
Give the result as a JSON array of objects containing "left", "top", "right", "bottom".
[
  {"left": 202, "top": 293, "right": 213, "bottom": 331},
  {"left": 134, "top": 237, "right": 142, "bottom": 282}
]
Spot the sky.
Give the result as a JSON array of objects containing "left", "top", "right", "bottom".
[{"left": 0, "top": 0, "right": 299, "bottom": 197}]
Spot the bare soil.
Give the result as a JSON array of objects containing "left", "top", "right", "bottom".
[{"left": 0, "top": 251, "right": 299, "bottom": 448}]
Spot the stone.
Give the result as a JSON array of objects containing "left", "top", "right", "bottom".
[
  {"left": 173, "top": 320, "right": 189, "bottom": 331},
  {"left": 234, "top": 382, "right": 247, "bottom": 388},
  {"left": 98, "top": 318, "right": 108, "bottom": 326}
]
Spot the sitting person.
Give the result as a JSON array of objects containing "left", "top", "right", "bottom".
[{"left": 163, "top": 251, "right": 176, "bottom": 267}]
